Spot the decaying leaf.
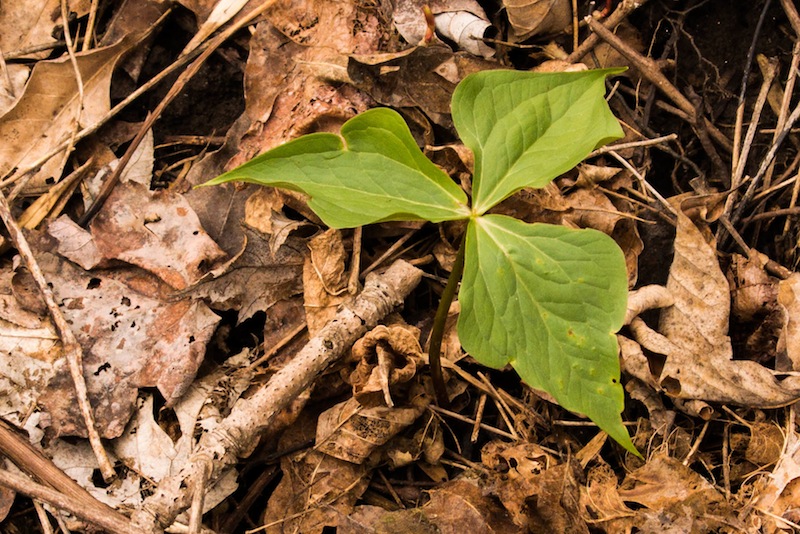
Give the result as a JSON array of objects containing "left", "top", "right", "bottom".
[
  {"left": 315, "top": 391, "right": 428, "bottom": 464},
  {"left": 625, "top": 205, "right": 800, "bottom": 407},
  {"left": 503, "top": 0, "right": 572, "bottom": 42},
  {"left": 303, "top": 229, "right": 350, "bottom": 335},
  {"left": 778, "top": 273, "right": 800, "bottom": 371},
  {"left": 264, "top": 445, "right": 370, "bottom": 533},
  {"left": 618, "top": 455, "right": 740, "bottom": 532},
  {"left": 0, "top": 35, "right": 137, "bottom": 191},
  {"left": 348, "top": 324, "right": 423, "bottom": 407},
  {"left": 0, "top": 0, "right": 89, "bottom": 58},
  {"left": 0, "top": 232, "right": 220, "bottom": 439},
  {"left": 52, "top": 182, "right": 227, "bottom": 290},
  {"left": 189, "top": 225, "right": 305, "bottom": 323},
  {"left": 482, "top": 441, "right": 587, "bottom": 531}
]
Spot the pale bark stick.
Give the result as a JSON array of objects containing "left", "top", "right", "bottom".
[{"left": 131, "top": 260, "right": 422, "bottom": 532}]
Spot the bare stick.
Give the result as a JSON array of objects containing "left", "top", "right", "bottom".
[
  {"left": 0, "top": 468, "right": 138, "bottom": 534},
  {"left": 131, "top": 260, "right": 422, "bottom": 531},
  {"left": 781, "top": 0, "right": 800, "bottom": 42},
  {"left": 567, "top": 0, "right": 649, "bottom": 63},
  {"left": 731, "top": 0, "right": 774, "bottom": 174},
  {"left": 0, "top": 193, "right": 114, "bottom": 480}
]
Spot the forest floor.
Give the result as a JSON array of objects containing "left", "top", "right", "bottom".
[{"left": 2, "top": 0, "right": 800, "bottom": 532}]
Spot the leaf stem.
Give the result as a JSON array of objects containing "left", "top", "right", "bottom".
[{"left": 428, "top": 231, "right": 467, "bottom": 406}]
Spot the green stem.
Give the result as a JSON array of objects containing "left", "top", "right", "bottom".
[{"left": 428, "top": 231, "right": 466, "bottom": 406}]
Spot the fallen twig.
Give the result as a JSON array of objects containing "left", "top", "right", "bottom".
[
  {"left": 0, "top": 192, "right": 114, "bottom": 480},
  {"left": 0, "top": 468, "right": 137, "bottom": 534},
  {"left": 130, "top": 259, "right": 422, "bottom": 532}
]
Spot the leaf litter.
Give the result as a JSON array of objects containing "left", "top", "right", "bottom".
[{"left": 2, "top": 0, "right": 800, "bottom": 532}]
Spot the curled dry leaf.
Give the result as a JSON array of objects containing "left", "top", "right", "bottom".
[
  {"left": 348, "top": 324, "right": 423, "bottom": 407},
  {"left": 393, "top": 0, "right": 495, "bottom": 57},
  {"left": 625, "top": 207, "right": 800, "bottom": 407},
  {"left": 503, "top": 0, "right": 572, "bottom": 42}
]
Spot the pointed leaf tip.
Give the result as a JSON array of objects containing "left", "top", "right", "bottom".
[
  {"left": 458, "top": 215, "right": 636, "bottom": 453},
  {"left": 202, "top": 109, "right": 470, "bottom": 228},
  {"left": 452, "top": 68, "right": 625, "bottom": 214}
]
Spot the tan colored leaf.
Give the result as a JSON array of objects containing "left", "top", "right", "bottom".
[
  {"left": 0, "top": 0, "right": 89, "bottom": 58},
  {"left": 0, "top": 35, "right": 136, "bottom": 191},
  {"left": 348, "top": 325, "right": 423, "bottom": 407},
  {"left": 315, "top": 395, "right": 426, "bottom": 464},
  {"left": 580, "top": 462, "right": 636, "bottom": 532},
  {"left": 303, "top": 229, "right": 349, "bottom": 335},
  {"left": 503, "top": 0, "right": 572, "bottom": 42},
  {"left": 264, "top": 448, "right": 369, "bottom": 534},
  {"left": 755, "top": 431, "right": 800, "bottom": 533},
  {"left": 778, "top": 274, "right": 800, "bottom": 371},
  {"left": 0, "top": 64, "right": 29, "bottom": 115},
  {"left": 618, "top": 454, "right": 738, "bottom": 532},
  {"left": 626, "top": 208, "right": 800, "bottom": 406},
  {"left": 244, "top": 188, "right": 311, "bottom": 255}
]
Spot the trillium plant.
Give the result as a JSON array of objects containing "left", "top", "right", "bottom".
[{"left": 204, "top": 68, "right": 636, "bottom": 453}]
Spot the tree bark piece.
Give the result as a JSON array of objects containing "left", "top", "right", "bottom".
[{"left": 131, "top": 259, "right": 423, "bottom": 532}]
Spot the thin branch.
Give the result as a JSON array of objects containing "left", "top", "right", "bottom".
[
  {"left": 0, "top": 192, "right": 114, "bottom": 480},
  {"left": 0, "top": 468, "right": 137, "bottom": 534}
]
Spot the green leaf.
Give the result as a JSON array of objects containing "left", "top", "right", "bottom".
[
  {"left": 458, "top": 214, "right": 634, "bottom": 452},
  {"left": 202, "top": 108, "right": 470, "bottom": 228},
  {"left": 452, "top": 69, "right": 625, "bottom": 214}
]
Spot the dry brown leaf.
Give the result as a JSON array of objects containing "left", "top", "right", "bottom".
[
  {"left": 244, "top": 188, "right": 311, "bottom": 255},
  {"left": 626, "top": 207, "right": 800, "bottom": 407},
  {"left": 315, "top": 392, "right": 428, "bottom": 464},
  {"left": 580, "top": 462, "right": 636, "bottom": 532},
  {"left": 341, "top": 477, "right": 520, "bottom": 534},
  {"left": 1, "top": 233, "right": 220, "bottom": 439},
  {"left": 0, "top": 0, "right": 89, "bottom": 58},
  {"left": 778, "top": 274, "right": 800, "bottom": 371},
  {"left": 0, "top": 64, "right": 29, "bottom": 115},
  {"left": 303, "top": 229, "right": 350, "bottom": 335},
  {"left": 503, "top": 0, "right": 572, "bottom": 42},
  {"left": 755, "top": 431, "right": 800, "bottom": 533},
  {"left": 189, "top": 225, "right": 305, "bottom": 322},
  {"left": 392, "top": 0, "right": 495, "bottom": 57},
  {"left": 264, "top": 447, "right": 369, "bottom": 534},
  {"left": 347, "top": 45, "right": 497, "bottom": 128},
  {"left": 0, "top": 35, "right": 137, "bottom": 191},
  {"left": 618, "top": 454, "right": 740, "bottom": 532},
  {"left": 348, "top": 325, "right": 423, "bottom": 407},
  {"left": 481, "top": 441, "right": 587, "bottom": 532},
  {"left": 51, "top": 182, "right": 227, "bottom": 290}
]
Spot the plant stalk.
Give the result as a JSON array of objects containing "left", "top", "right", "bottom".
[{"left": 428, "top": 231, "right": 467, "bottom": 406}]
